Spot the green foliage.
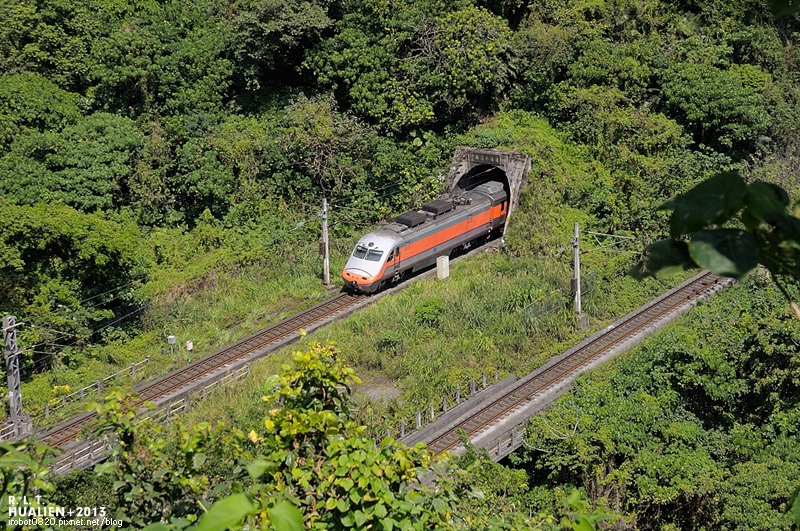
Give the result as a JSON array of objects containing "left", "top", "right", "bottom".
[
  {"left": 659, "top": 62, "right": 770, "bottom": 153},
  {"left": 4, "top": 0, "right": 800, "bottom": 527},
  {"left": 0, "top": 0, "right": 103, "bottom": 91},
  {"left": 92, "top": 390, "right": 243, "bottom": 528},
  {"left": 0, "top": 112, "right": 145, "bottom": 211},
  {"left": 0, "top": 441, "right": 56, "bottom": 517},
  {"left": 414, "top": 297, "right": 447, "bottom": 327},
  {"left": 308, "top": 2, "right": 513, "bottom": 132},
  {"left": 635, "top": 171, "right": 800, "bottom": 320},
  {"left": 279, "top": 94, "right": 377, "bottom": 197},
  {"left": 515, "top": 278, "right": 800, "bottom": 528},
  {"left": 231, "top": 0, "right": 337, "bottom": 89},
  {"left": 89, "top": 0, "right": 233, "bottom": 123},
  {"left": 0, "top": 72, "right": 83, "bottom": 152},
  {"left": 0, "top": 202, "right": 147, "bottom": 372},
  {"left": 187, "top": 342, "right": 456, "bottom": 530}
]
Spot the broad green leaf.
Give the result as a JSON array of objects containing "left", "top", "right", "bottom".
[
  {"left": 192, "top": 452, "right": 207, "bottom": 469},
  {"left": 766, "top": 212, "right": 800, "bottom": 248},
  {"left": 572, "top": 516, "right": 596, "bottom": 531},
  {"left": 744, "top": 181, "right": 789, "bottom": 223},
  {"left": 246, "top": 458, "right": 277, "bottom": 480},
  {"left": 663, "top": 171, "right": 746, "bottom": 238},
  {"left": 267, "top": 501, "right": 304, "bottom": 531},
  {"left": 688, "top": 230, "right": 759, "bottom": 279},
  {"left": 374, "top": 503, "right": 388, "bottom": 519},
  {"left": 95, "top": 462, "right": 115, "bottom": 475},
  {"left": 631, "top": 240, "right": 694, "bottom": 279},
  {"left": 339, "top": 477, "right": 355, "bottom": 491},
  {"left": 354, "top": 510, "right": 367, "bottom": 526},
  {"left": 142, "top": 524, "right": 171, "bottom": 531},
  {"left": 192, "top": 493, "right": 255, "bottom": 531}
]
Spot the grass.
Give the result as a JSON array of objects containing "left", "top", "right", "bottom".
[
  {"left": 15, "top": 111, "right": 692, "bottom": 442},
  {"left": 13, "top": 232, "right": 362, "bottom": 429},
  {"left": 178, "top": 242, "right": 691, "bottom": 438}
]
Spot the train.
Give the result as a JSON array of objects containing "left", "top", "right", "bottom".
[{"left": 342, "top": 181, "right": 509, "bottom": 293}]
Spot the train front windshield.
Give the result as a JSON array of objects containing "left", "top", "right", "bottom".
[{"left": 352, "top": 246, "right": 383, "bottom": 262}]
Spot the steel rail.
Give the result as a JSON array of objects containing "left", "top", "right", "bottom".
[
  {"left": 36, "top": 236, "right": 505, "bottom": 459},
  {"left": 426, "top": 272, "right": 726, "bottom": 455},
  {"left": 39, "top": 292, "right": 365, "bottom": 448}
]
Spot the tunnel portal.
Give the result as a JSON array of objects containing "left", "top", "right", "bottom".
[{"left": 445, "top": 148, "right": 530, "bottom": 236}]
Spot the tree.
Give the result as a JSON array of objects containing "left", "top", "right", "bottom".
[
  {"left": 89, "top": 0, "right": 233, "bottom": 124},
  {"left": 308, "top": 3, "right": 513, "bottom": 132},
  {"left": 0, "top": 112, "right": 145, "bottom": 211},
  {"left": 194, "top": 341, "right": 456, "bottom": 530},
  {"left": 659, "top": 62, "right": 770, "bottom": 154},
  {"left": 278, "top": 94, "right": 377, "bottom": 198},
  {"left": 0, "top": 72, "right": 83, "bottom": 153},
  {"left": 0, "top": 0, "right": 102, "bottom": 92},
  {"left": 230, "top": 0, "right": 337, "bottom": 90},
  {"left": 92, "top": 391, "right": 242, "bottom": 528},
  {"left": 0, "top": 202, "right": 147, "bottom": 370},
  {"left": 634, "top": 171, "right": 800, "bottom": 318}
]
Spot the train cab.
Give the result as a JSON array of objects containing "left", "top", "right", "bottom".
[{"left": 342, "top": 230, "right": 402, "bottom": 293}]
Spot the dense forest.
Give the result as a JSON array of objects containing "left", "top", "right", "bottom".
[{"left": 2, "top": 0, "right": 800, "bottom": 528}]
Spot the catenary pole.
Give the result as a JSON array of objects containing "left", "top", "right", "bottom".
[
  {"left": 322, "top": 198, "right": 330, "bottom": 285},
  {"left": 572, "top": 222, "right": 582, "bottom": 315},
  {"left": 3, "top": 315, "right": 23, "bottom": 436}
]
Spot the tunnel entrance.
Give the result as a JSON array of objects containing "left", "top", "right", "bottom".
[{"left": 445, "top": 148, "right": 531, "bottom": 237}]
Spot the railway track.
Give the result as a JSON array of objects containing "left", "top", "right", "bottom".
[
  {"left": 423, "top": 271, "right": 730, "bottom": 456},
  {"left": 39, "top": 292, "right": 365, "bottom": 449},
  {"left": 36, "top": 238, "right": 504, "bottom": 472}
]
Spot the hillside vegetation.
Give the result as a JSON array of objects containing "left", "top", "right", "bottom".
[{"left": 2, "top": 0, "right": 800, "bottom": 528}]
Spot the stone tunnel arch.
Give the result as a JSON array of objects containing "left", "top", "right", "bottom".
[{"left": 445, "top": 147, "right": 531, "bottom": 237}]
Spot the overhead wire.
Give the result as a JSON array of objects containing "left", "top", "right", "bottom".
[
  {"left": 26, "top": 324, "right": 77, "bottom": 339},
  {"left": 75, "top": 280, "right": 139, "bottom": 306}
]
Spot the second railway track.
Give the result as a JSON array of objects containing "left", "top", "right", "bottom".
[{"left": 420, "top": 271, "right": 732, "bottom": 456}]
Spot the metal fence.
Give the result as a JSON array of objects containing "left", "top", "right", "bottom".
[
  {"left": 38, "top": 357, "right": 153, "bottom": 421},
  {"left": 390, "top": 369, "right": 500, "bottom": 440},
  {"left": 0, "top": 421, "right": 16, "bottom": 440},
  {"left": 0, "top": 357, "right": 154, "bottom": 442},
  {"left": 52, "top": 365, "right": 251, "bottom": 474}
]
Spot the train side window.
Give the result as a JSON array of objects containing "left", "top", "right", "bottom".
[{"left": 387, "top": 248, "right": 398, "bottom": 261}]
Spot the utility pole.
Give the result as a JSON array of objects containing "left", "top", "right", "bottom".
[
  {"left": 321, "top": 198, "right": 330, "bottom": 286},
  {"left": 3, "top": 315, "right": 24, "bottom": 436},
  {"left": 571, "top": 223, "right": 588, "bottom": 329},
  {"left": 571, "top": 222, "right": 581, "bottom": 314}
]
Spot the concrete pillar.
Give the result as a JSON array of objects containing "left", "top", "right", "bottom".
[{"left": 436, "top": 256, "right": 450, "bottom": 279}]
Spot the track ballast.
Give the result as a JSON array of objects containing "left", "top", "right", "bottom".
[{"left": 420, "top": 271, "right": 731, "bottom": 456}]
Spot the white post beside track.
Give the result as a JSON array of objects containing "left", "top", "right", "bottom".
[{"left": 436, "top": 256, "right": 450, "bottom": 280}]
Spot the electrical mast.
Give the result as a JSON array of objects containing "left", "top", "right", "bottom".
[
  {"left": 3, "top": 315, "right": 24, "bottom": 437},
  {"left": 571, "top": 223, "right": 588, "bottom": 329},
  {"left": 321, "top": 198, "right": 330, "bottom": 285}
]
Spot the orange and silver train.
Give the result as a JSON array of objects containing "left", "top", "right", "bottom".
[{"left": 342, "top": 181, "right": 508, "bottom": 293}]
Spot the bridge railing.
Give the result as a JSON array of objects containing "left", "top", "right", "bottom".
[
  {"left": 388, "top": 369, "right": 500, "bottom": 440},
  {"left": 1, "top": 357, "right": 154, "bottom": 442},
  {"left": 52, "top": 365, "right": 251, "bottom": 474}
]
